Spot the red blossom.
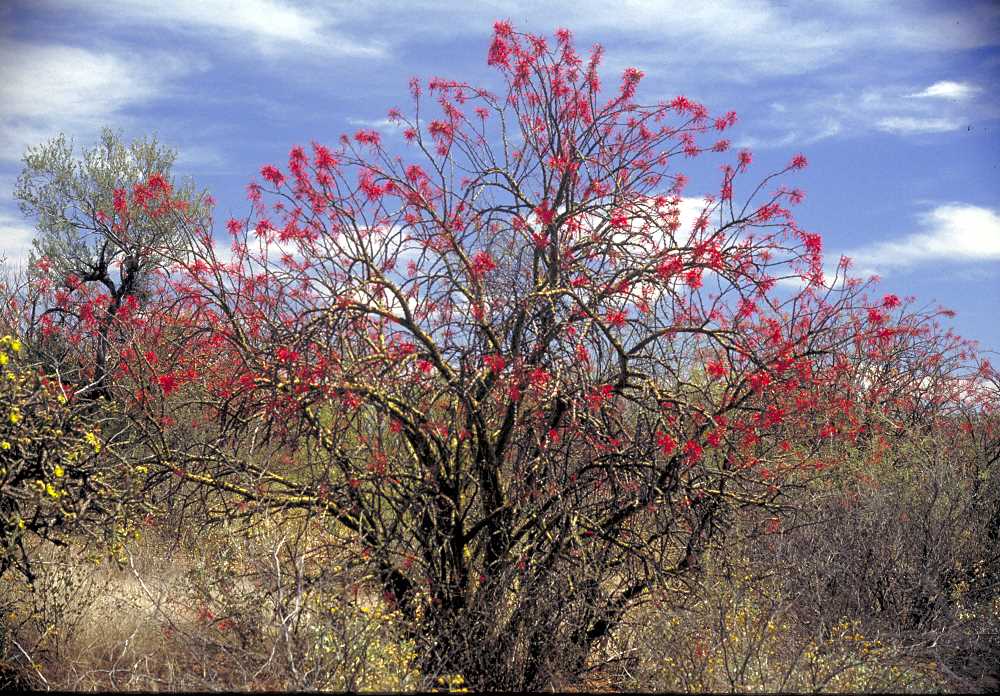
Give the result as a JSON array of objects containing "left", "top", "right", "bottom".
[
  {"left": 586, "top": 384, "right": 614, "bottom": 410},
  {"left": 620, "top": 67, "right": 644, "bottom": 99},
  {"left": 260, "top": 165, "right": 285, "bottom": 187},
  {"left": 471, "top": 251, "right": 497, "bottom": 276},
  {"left": 882, "top": 294, "right": 901, "bottom": 309},
  {"left": 706, "top": 360, "right": 726, "bottom": 379},
  {"left": 276, "top": 346, "right": 300, "bottom": 363},
  {"left": 484, "top": 354, "right": 506, "bottom": 372},
  {"left": 657, "top": 432, "right": 677, "bottom": 455},
  {"left": 714, "top": 111, "right": 738, "bottom": 131},
  {"left": 529, "top": 368, "right": 551, "bottom": 389},
  {"left": 158, "top": 373, "right": 178, "bottom": 396},
  {"left": 113, "top": 188, "right": 128, "bottom": 215},
  {"left": 737, "top": 149, "right": 753, "bottom": 171},
  {"left": 534, "top": 201, "right": 555, "bottom": 225},
  {"left": 684, "top": 268, "right": 703, "bottom": 289},
  {"left": 606, "top": 309, "right": 627, "bottom": 328},
  {"left": 748, "top": 371, "right": 772, "bottom": 393},
  {"left": 683, "top": 440, "right": 703, "bottom": 462},
  {"left": 354, "top": 129, "right": 382, "bottom": 147},
  {"left": 656, "top": 257, "right": 683, "bottom": 280}
]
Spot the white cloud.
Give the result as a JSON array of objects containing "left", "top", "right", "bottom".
[
  {"left": 53, "top": 0, "right": 385, "bottom": 58},
  {"left": 0, "top": 44, "right": 158, "bottom": 121},
  {"left": 907, "top": 80, "right": 980, "bottom": 100},
  {"left": 846, "top": 204, "right": 1000, "bottom": 272},
  {"left": 0, "top": 209, "right": 36, "bottom": 268},
  {"left": 737, "top": 117, "right": 842, "bottom": 149},
  {"left": 346, "top": 117, "right": 396, "bottom": 131},
  {"left": 875, "top": 116, "right": 963, "bottom": 134},
  {"left": 0, "top": 41, "right": 190, "bottom": 162},
  {"left": 334, "top": 0, "right": 997, "bottom": 78},
  {"left": 744, "top": 78, "right": 980, "bottom": 148}
]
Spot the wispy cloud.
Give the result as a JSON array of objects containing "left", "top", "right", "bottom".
[
  {"left": 875, "top": 116, "right": 964, "bottom": 134},
  {"left": 346, "top": 117, "right": 396, "bottom": 131},
  {"left": 845, "top": 204, "right": 1000, "bottom": 273},
  {"left": 51, "top": 0, "right": 385, "bottom": 58},
  {"left": 907, "top": 80, "right": 981, "bottom": 100},
  {"left": 0, "top": 41, "right": 191, "bottom": 162},
  {"left": 742, "top": 77, "right": 984, "bottom": 148}
]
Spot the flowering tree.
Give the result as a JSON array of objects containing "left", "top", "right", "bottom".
[
  {"left": 14, "top": 129, "right": 212, "bottom": 398},
  {"left": 90, "top": 25, "right": 996, "bottom": 689}
]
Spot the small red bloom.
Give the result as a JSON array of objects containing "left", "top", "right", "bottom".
[
  {"left": 529, "top": 367, "right": 550, "bottom": 389},
  {"left": 158, "top": 373, "right": 178, "bottom": 396},
  {"left": 113, "top": 188, "right": 128, "bottom": 215},
  {"left": 657, "top": 432, "right": 677, "bottom": 455},
  {"left": 737, "top": 149, "right": 753, "bottom": 171},
  {"left": 534, "top": 201, "right": 555, "bottom": 225},
  {"left": 684, "top": 440, "right": 703, "bottom": 462},
  {"left": 684, "top": 268, "right": 703, "bottom": 289},
  {"left": 260, "top": 165, "right": 285, "bottom": 187},
  {"left": 606, "top": 309, "right": 627, "bottom": 328},
  {"left": 483, "top": 354, "right": 506, "bottom": 373},
  {"left": 867, "top": 307, "right": 887, "bottom": 324},
  {"left": 706, "top": 360, "right": 726, "bottom": 379},
  {"left": 471, "top": 251, "right": 497, "bottom": 276},
  {"left": 354, "top": 129, "right": 381, "bottom": 147},
  {"left": 748, "top": 371, "right": 771, "bottom": 393},
  {"left": 276, "top": 346, "right": 300, "bottom": 363}
]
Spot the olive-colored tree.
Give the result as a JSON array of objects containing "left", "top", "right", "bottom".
[{"left": 14, "top": 128, "right": 211, "bottom": 397}]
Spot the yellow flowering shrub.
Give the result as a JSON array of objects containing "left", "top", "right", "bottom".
[{"left": 0, "top": 335, "right": 122, "bottom": 581}]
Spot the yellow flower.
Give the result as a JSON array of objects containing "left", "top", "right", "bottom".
[
  {"left": 57, "top": 394, "right": 67, "bottom": 405},
  {"left": 54, "top": 464, "right": 64, "bottom": 477},
  {"left": 84, "top": 431, "right": 101, "bottom": 452},
  {"left": 0, "top": 352, "right": 7, "bottom": 366},
  {"left": 46, "top": 483, "right": 58, "bottom": 498},
  {"left": 0, "top": 441, "right": 10, "bottom": 450},
  {"left": 8, "top": 409, "right": 21, "bottom": 424},
  {"left": 10, "top": 339, "right": 21, "bottom": 353}
]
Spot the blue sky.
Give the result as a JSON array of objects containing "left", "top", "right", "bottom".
[{"left": 2, "top": 0, "right": 998, "bottom": 349}]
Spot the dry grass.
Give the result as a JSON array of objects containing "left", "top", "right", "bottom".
[{"left": 2, "top": 520, "right": 422, "bottom": 692}]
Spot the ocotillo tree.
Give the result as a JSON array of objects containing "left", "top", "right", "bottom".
[{"left": 115, "top": 24, "right": 992, "bottom": 690}]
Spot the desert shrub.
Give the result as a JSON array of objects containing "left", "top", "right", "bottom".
[{"left": 626, "top": 552, "right": 948, "bottom": 693}]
